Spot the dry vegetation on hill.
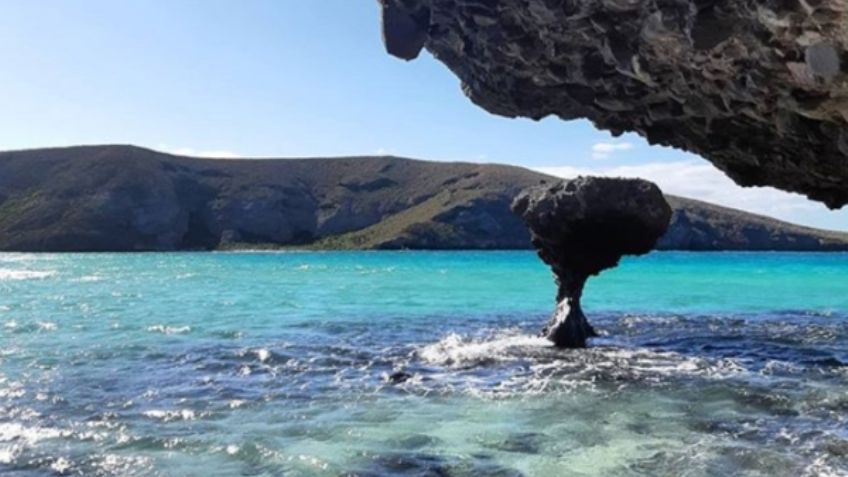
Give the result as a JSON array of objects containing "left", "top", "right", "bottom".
[{"left": 0, "top": 145, "right": 846, "bottom": 251}]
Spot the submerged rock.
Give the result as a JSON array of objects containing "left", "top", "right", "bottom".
[
  {"left": 512, "top": 177, "right": 672, "bottom": 348},
  {"left": 386, "top": 371, "right": 413, "bottom": 384},
  {"left": 351, "top": 452, "right": 525, "bottom": 477},
  {"left": 379, "top": 0, "right": 848, "bottom": 208}
]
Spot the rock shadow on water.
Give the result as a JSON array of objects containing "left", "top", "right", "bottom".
[
  {"left": 476, "top": 432, "right": 547, "bottom": 455},
  {"left": 394, "top": 434, "right": 442, "bottom": 451},
  {"left": 343, "top": 451, "right": 524, "bottom": 477}
]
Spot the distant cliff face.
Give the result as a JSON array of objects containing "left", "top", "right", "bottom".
[{"left": 0, "top": 145, "right": 846, "bottom": 252}]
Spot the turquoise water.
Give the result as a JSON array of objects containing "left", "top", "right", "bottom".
[{"left": 1, "top": 251, "right": 847, "bottom": 476}]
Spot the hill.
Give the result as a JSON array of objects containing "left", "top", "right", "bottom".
[{"left": 0, "top": 145, "right": 846, "bottom": 252}]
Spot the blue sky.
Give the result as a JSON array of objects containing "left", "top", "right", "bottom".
[{"left": 0, "top": 0, "right": 845, "bottom": 230}]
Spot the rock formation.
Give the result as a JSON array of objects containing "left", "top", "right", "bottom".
[
  {"left": 379, "top": 0, "right": 848, "bottom": 209},
  {"left": 512, "top": 177, "right": 672, "bottom": 348}
]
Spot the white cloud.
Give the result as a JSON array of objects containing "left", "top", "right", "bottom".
[
  {"left": 158, "top": 145, "right": 242, "bottom": 159},
  {"left": 591, "top": 142, "right": 634, "bottom": 160},
  {"left": 169, "top": 148, "right": 242, "bottom": 159},
  {"left": 533, "top": 160, "right": 828, "bottom": 225}
]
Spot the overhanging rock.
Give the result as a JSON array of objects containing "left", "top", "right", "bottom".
[{"left": 379, "top": 0, "right": 848, "bottom": 208}]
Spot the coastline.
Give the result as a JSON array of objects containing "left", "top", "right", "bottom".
[
  {"left": 3, "top": 146, "right": 847, "bottom": 254},
  {"left": 5, "top": 245, "right": 848, "bottom": 253}
]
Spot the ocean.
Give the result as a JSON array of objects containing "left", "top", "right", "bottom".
[{"left": 0, "top": 251, "right": 847, "bottom": 476}]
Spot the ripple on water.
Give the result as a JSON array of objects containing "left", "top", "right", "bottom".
[
  {"left": 346, "top": 452, "right": 525, "bottom": 477},
  {"left": 142, "top": 409, "right": 199, "bottom": 422},
  {"left": 0, "top": 269, "right": 57, "bottom": 281},
  {"left": 3, "top": 305, "right": 848, "bottom": 476},
  {"left": 408, "top": 328, "right": 749, "bottom": 398},
  {"left": 417, "top": 331, "right": 551, "bottom": 368},
  {"left": 145, "top": 325, "right": 192, "bottom": 335}
]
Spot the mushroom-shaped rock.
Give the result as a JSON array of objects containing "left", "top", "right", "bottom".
[{"left": 512, "top": 177, "right": 672, "bottom": 348}]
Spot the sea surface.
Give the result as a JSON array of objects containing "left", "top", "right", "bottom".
[{"left": 1, "top": 251, "right": 847, "bottom": 476}]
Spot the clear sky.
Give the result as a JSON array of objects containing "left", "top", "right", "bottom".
[{"left": 0, "top": 0, "right": 845, "bottom": 230}]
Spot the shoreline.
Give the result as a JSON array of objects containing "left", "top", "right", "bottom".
[{"left": 3, "top": 247, "right": 848, "bottom": 254}]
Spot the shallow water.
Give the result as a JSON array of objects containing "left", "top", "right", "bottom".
[{"left": 0, "top": 251, "right": 847, "bottom": 476}]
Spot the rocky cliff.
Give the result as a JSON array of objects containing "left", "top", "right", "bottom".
[
  {"left": 0, "top": 145, "right": 845, "bottom": 251},
  {"left": 380, "top": 0, "right": 848, "bottom": 208}
]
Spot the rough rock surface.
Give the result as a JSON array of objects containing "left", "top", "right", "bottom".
[
  {"left": 512, "top": 177, "right": 672, "bottom": 347},
  {"left": 380, "top": 0, "right": 848, "bottom": 208}
]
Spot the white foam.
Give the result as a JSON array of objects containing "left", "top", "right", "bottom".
[
  {"left": 255, "top": 348, "right": 271, "bottom": 363},
  {"left": 413, "top": 328, "right": 750, "bottom": 399},
  {"left": 93, "top": 454, "right": 152, "bottom": 475},
  {"left": 50, "top": 457, "right": 73, "bottom": 473},
  {"left": 0, "top": 445, "right": 18, "bottom": 464},
  {"left": 0, "top": 422, "right": 68, "bottom": 443},
  {"left": 620, "top": 314, "right": 680, "bottom": 328},
  {"left": 0, "top": 254, "right": 53, "bottom": 263},
  {"left": 803, "top": 456, "right": 843, "bottom": 477},
  {"left": 762, "top": 359, "right": 804, "bottom": 375},
  {"left": 146, "top": 325, "right": 191, "bottom": 335},
  {"left": 418, "top": 331, "right": 550, "bottom": 367},
  {"left": 142, "top": 409, "right": 197, "bottom": 422},
  {"left": 0, "top": 269, "right": 57, "bottom": 281},
  {"left": 296, "top": 264, "right": 328, "bottom": 271},
  {"left": 356, "top": 266, "right": 397, "bottom": 275},
  {"left": 37, "top": 322, "right": 57, "bottom": 331},
  {"left": 0, "top": 382, "right": 26, "bottom": 399}
]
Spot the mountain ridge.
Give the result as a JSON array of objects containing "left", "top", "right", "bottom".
[{"left": 0, "top": 145, "right": 846, "bottom": 252}]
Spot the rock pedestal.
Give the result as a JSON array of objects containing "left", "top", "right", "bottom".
[{"left": 512, "top": 177, "right": 672, "bottom": 348}]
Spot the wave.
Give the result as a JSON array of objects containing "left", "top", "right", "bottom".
[
  {"left": 0, "top": 422, "right": 72, "bottom": 465},
  {"left": 417, "top": 330, "right": 550, "bottom": 367},
  {"left": 0, "top": 422, "right": 70, "bottom": 444},
  {"left": 0, "top": 254, "right": 56, "bottom": 264},
  {"left": 142, "top": 409, "right": 199, "bottom": 422},
  {"left": 37, "top": 321, "right": 57, "bottom": 331},
  {"left": 408, "top": 328, "right": 750, "bottom": 398},
  {"left": 0, "top": 269, "right": 57, "bottom": 281},
  {"left": 1, "top": 320, "right": 58, "bottom": 334},
  {"left": 146, "top": 325, "right": 192, "bottom": 335},
  {"left": 804, "top": 456, "right": 847, "bottom": 477}
]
